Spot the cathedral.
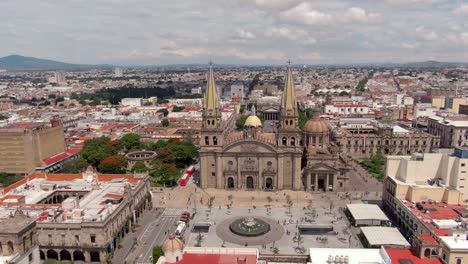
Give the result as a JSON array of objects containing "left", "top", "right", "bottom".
[{"left": 199, "top": 63, "right": 349, "bottom": 192}]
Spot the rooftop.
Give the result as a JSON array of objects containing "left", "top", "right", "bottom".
[
  {"left": 346, "top": 203, "right": 389, "bottom": 222},
  {"left": 360, "top": 226, "right": 410, "bottom": 248},
  {"left": 385, "top": 248, "right": 442, "bottom": 264},
  {"left": 309, "top": 248, "right": 386, "bottom": 264}
]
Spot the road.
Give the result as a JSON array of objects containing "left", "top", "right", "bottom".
[{"left": 131, "top": 208, "right": 185, "bottom": 264}]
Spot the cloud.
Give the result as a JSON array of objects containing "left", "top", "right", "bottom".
[
  {"left": 454, "top": 4, "right": 468, "bottom": 15},
  {"left": 252, "top": 0, "right": 302, "bottom": 11},
  {"left": 298, "top": 52, "right": 321, "bottom": 61},
  {"left": 279, "top": 2, "right": 332, "bottom": 25},
  {"left": 386, "top": 0, "right": 446, "bottom": 6},
  {"left": 267, "top": 26, "right": 316, "bottom": 45},
  {"left": 236, "top": 29, "right": 255, "bottom": 40},
  {"left": 344, "top": 7, "right": 381, "bottom": 23},
  {"left": 415, "top": 26, "right": 438, "bottom": 41}
]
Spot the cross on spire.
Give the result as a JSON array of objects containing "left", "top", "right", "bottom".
[{"left": 287, "top": 59, "right": 292, "bottom": 66}]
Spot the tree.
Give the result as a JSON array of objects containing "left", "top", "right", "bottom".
[
  {"left": 80, "top": 137, "right": 114, "bottom": 166},
  {"left": 131, "top": 161, "right": 148, "bottom": 173},
  {"left": 61, "top": 158, "right": 87, "bottom": 173},
  {"left": 157, "top": 109, "right": 169, "bottom": 117},
  {"left": 152, "top": 246, "right": 164, "bottom": 264},
  {"left": 161, "top": 119, "right": 169, "bottom": 127},
  {"left": 121, "top": 133, "right": 141, "bottom": 150},
  {"left": 0, "top": 173, "right": 21, "bottom": 187},
  {"left": 149, "top": 161, "right": 180, "bottom": 186},
  {"left": 236, "top": 115, "right": 248, "bottom": 130},
  {"left": 151, "top": 140, "right": 169, "bottom": 150},
  {"left": 172, "top": 106, "right": 185, "bottom": 112},
  {"left": 98, "top": 155, "right": 127, "bottom": 174}
]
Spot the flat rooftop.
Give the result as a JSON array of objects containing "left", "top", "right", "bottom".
[
  {"left": 0, "top": 171, "right": 146, "bottom": 224},
  {"left": 346, "top": 204, "right": 389, "bottom": 221},
  {"left": 309, "top": 248, "right": 385, "bottom": 264},
  {"left": 360, "top": 226, "right": 410, "bottom": 248}
]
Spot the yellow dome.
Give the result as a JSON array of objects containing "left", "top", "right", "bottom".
[
  {"left": 304, "top": 118, "right": 328, "bottom": 134},
  {"left": 245, "top": 115, "right": 262, "bottom": 127},
  {"left": 162, "top": 236, "right": 184, "bottom": 253}
]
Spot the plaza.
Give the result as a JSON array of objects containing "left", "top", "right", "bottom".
[{"left": 182, "top": 206, "right": 362, "bottom": 255}]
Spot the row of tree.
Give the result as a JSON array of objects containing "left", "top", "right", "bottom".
[{"left": 64, "top": 133, "right": 198, "bottom": 187}]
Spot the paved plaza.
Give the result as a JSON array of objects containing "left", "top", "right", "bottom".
[{"left": 182, "top": 206, "right": 362, "bottom": 255}]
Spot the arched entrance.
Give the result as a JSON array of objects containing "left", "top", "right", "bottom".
[
  {"left": 424, "top": 248, "right": 430, "bottom": 257},
  {"left": 60, "top": 250, "right": 71, "bottom": 261},
  {"left": 265, "top": 178, "right": 273, "bottom": 190},
  {"left": 227, "top": 177, "right": 234, "bottom": 189},
  {"left": 47, "top": 249, "right": 58, "bottom": 260},
  {"left": 90, "top": 251, "right": 100, "bottom": 262},
  {"left": 246, "top": 176, "right": 254, "bottom": 189},
  {"left": 73, "top": 251, "right": 85, "bottom": 261}
]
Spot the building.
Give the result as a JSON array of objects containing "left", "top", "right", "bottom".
[
  {"left": 0, "top": 168, "right": 151, "bottom": 263},
  {"left": 230, "top": 83, "right": 244, "bottom": 100},
  {"left": 120, "top": 98, "right": 143, "bottom": 107},
  {"left": 345, "top": 203, "right": 390, "bottom": 227},
  {"left": 0, "top": 122, "right": 66, "bottom": 175},
  {"left": 414, "top": 103, "right": 439, "bottom": 118},
  {"left": 199, "top": 64, "right": 349, "bottom": 192},
  {"left": 256, "top": 96, "right": 281, "bottom": 121},
  {"left": 428, "top": 116, "right": 468, "bottom": 148},
  {"left": 191, "top": 87, "right": 202, "bottom": 94},
  {"left": 329, "top": 118, "right": 439, "bottom": 157},
  {"left": 0, "top": 210, "right": 40, "bottom": 264},
  {"left": 393, "top": 94, "right": 414, "bottom": 106},
  {"left": 114, "top": 67, "right": 123, "bottom": 77},
  {"left": 459, "top": 104, "right": 468, "bottom": 115},
  {"left": 360, "top": 226, "right": 410, "bottom": 249},
  {"left": 324, "top": 103, "right": 370, "bottom": 115},
  {"left": 49, "top": 71, "right": 66, "bottom": 84},
  {"left": 308, "top": 248, "right": 390, "bottom": 264},
  {"left": 156, "top": 236, "right": 258, "bottom": 264},
  {"left": 445, "top": 97, "right": 467, "bottom": 114}
]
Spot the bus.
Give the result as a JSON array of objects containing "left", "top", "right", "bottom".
[
  {"left": 175, "top": 221, "right": 186, "bottom": 236},
  {"left": 186, "top": 166, "right": 195, "bottom": 177},
  {"left": 179, "top": 173, "right": 188, "bottom": 186}
]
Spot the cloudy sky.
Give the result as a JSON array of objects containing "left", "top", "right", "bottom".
[{"left": 1, "top": 0, "right": 467, "bottom": 65}]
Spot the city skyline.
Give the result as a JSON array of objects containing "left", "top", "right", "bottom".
[{"left": 1, "top": 0, "right": 468, "bottom": 65}]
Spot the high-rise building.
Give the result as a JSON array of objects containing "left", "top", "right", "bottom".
[
  {"left": 0, "top": 122, "right": 66, "bottom": 175},
  {"left": 114, "top": 67, "right": 123, "bottom": 77},
  {"left": 54, "top": 71, "right": 66, "bottom": 84}
]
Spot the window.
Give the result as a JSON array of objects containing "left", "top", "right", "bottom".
[
  {"left": 291, "top": 137, "right": 295, "bottom": 146},
  {"left": 462, "top": 163, "right": 466, "bottom": 167},
  {"left": 282, "top": 137, "right": 287, "bottom": 146},
  {"left": 213, "top": 136, "right": 218, "bottom": 146},
  {"left": 29, "top": 254, "right": 33, "bottom": 261},
  {"left": 75, "top": 235, "right": 80, "bottom": 242},
  {"left": 90, "top": 235, "right": 96, "bottom": 243},
  {"left": 462, "top": 171, "right": 466, "bottom": 173},
  {"left": 459, "top": 186, "right": 465, "bottom": 188},
  {"left": 211, "top": 172, "right": 215, "bottom": 177},
  {"left": 456, "top": 259, "right": 462, "bottom": 264},
  {"left": 205, "top": 136, "right": 209, "bottom": 145}
]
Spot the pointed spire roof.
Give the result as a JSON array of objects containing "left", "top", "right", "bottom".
[
  {"left": 281, "top": 60, "right": 297, "bottom": 110},
  {"left": 251, "top": 104, "right": 256, "bottom": 116},
  {"left": 204, "top": 62, "right": 219, "bottom": 110}
]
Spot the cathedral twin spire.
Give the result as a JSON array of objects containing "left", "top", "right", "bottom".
[
  {"left": 281, "top": 61, "right": 297, "bottom": 111},
  {"left": 204, "top": 62, "right": 220, "bottom": 110}
]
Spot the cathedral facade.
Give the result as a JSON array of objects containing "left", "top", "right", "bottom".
[{"left": 199, "top": 64, "right": 349, "bottom": 192}]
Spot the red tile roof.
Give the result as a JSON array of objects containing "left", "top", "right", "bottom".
[
  {"left": 174, "top": 253, "right": 257, "bottom": 264},
  {"left": 418, "top": 235, "right": 438, "bottom": 244},
  {"left": 39, "top": 148, "right": 81, "bottom": 167},
  {"left": 385, "top": 248, "right": 442, "bottom": 264}
]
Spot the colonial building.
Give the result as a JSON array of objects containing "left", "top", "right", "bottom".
[
  {"left": 199, "top": 63, "right": 349, "bottom": 192},
  {"left": 329, "top": 118, "right": 439, "bottom": 157},
  {"left": 0, "top": 168, "right": 151, "bottom": 263}
]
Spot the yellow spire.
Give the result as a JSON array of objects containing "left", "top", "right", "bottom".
[
  {"left": 204, "top": 62, "right": 219, "bottom": 110},
  {"left": 281, "top": 60, "right": 296, "bottom": 110}
]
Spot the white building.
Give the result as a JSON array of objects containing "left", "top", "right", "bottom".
[
  {"left": 393, "top": 94, "right": 414, "bottom": 106},
  {"left": 191, "top": 87, "right": 202, "bottom": 94},
  {"left": 114, "top": 67, "right": 123, "bottom": 77},
  {"left": 230, "top": 84, "right": 245, "bottom": 99},
  {"left": 414, "top": 103, "right": 439, "bottom": 118},
  {"left": 121, "top": 98, "right": 143, "bottom": 107},
  {"left": 308, "top": 248, "right": 390, "bottom": 264},
  {"left": 324, "top": 103, "right": 370, "bottom": 115}
]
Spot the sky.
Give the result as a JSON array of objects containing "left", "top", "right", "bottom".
[{"left": 1, "top": 0, "right": 467, "bottom": 65}]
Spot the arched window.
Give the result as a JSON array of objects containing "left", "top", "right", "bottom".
[
  {"left": 213, "top": 136, "right": 218, "bottom": 145},
  {"left": 291, "top": 137, "right": 295, "bottom": 146},
  {"left": 282, "top": 137, "right": 287, "bottom": 145},
  {"left": 206, "top": 120, "right": 210, "bottom": 125},
  {"left": 8, "top": 241, "right": 14, "bottom": 255},
  {"left": 205, "top": 136, "right": 209, "bottom": 145}
]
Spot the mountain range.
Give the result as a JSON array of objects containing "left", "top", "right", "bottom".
[{"left": 0, "top": 55, "right": 467, "bottom": 71}]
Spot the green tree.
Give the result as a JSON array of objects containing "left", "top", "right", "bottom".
[
  {"left": 61, "top": 158, "right": 88, "bottom": 173},
  {"left": 152, "top": 246, "right": 164, "bottom": 264},
  {"left": 172, "top": 106, "right": 185, "bottom": 112},
  {"left": 151, "top": 140, "right": 169, "bottom": 150},
  {"left": 161, "top": 119, "right": 169, "bottom": 127},
  {"left": 0, "top": 173, "right": 21, "bottom": 187},
  {"left": 80, "top": 137, "right": 114, "bottom": 166},
  {"left": 149, "top": 161, "right": 180, "bottom": 186},
  {"left": 98, "top": 155, "right": 127, "bottom": 174},
  {"left": 157, "top": 109, "right": 169, "bottom": 117},
  {"left": 236, "top": 115, "right": 248, "bottom": 130},
  {"left": 131, "top": 161, "right": 148, "bottom": 173},
  {"left": 121, "top": 133, "right": 141, "bottom": 150}
]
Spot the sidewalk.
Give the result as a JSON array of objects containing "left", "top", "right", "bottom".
[{"left": 112, "top": 209, "right": 162, "bottom": 264}]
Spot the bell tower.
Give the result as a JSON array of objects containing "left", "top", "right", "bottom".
[
  {"left": 278, "top": 61, "right": 301, "bottom": 147},
  {"left": 200, "top": 62, "right": 223, "bottom": 147}
]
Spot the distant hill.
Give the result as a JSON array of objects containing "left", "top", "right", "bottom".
[{"left": 0, "top": 55, "right": 111, "bottom": 71}]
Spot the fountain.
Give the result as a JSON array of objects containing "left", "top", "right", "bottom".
[{"left": 229, "top": 217, "right": 270, "bottom": 237}]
